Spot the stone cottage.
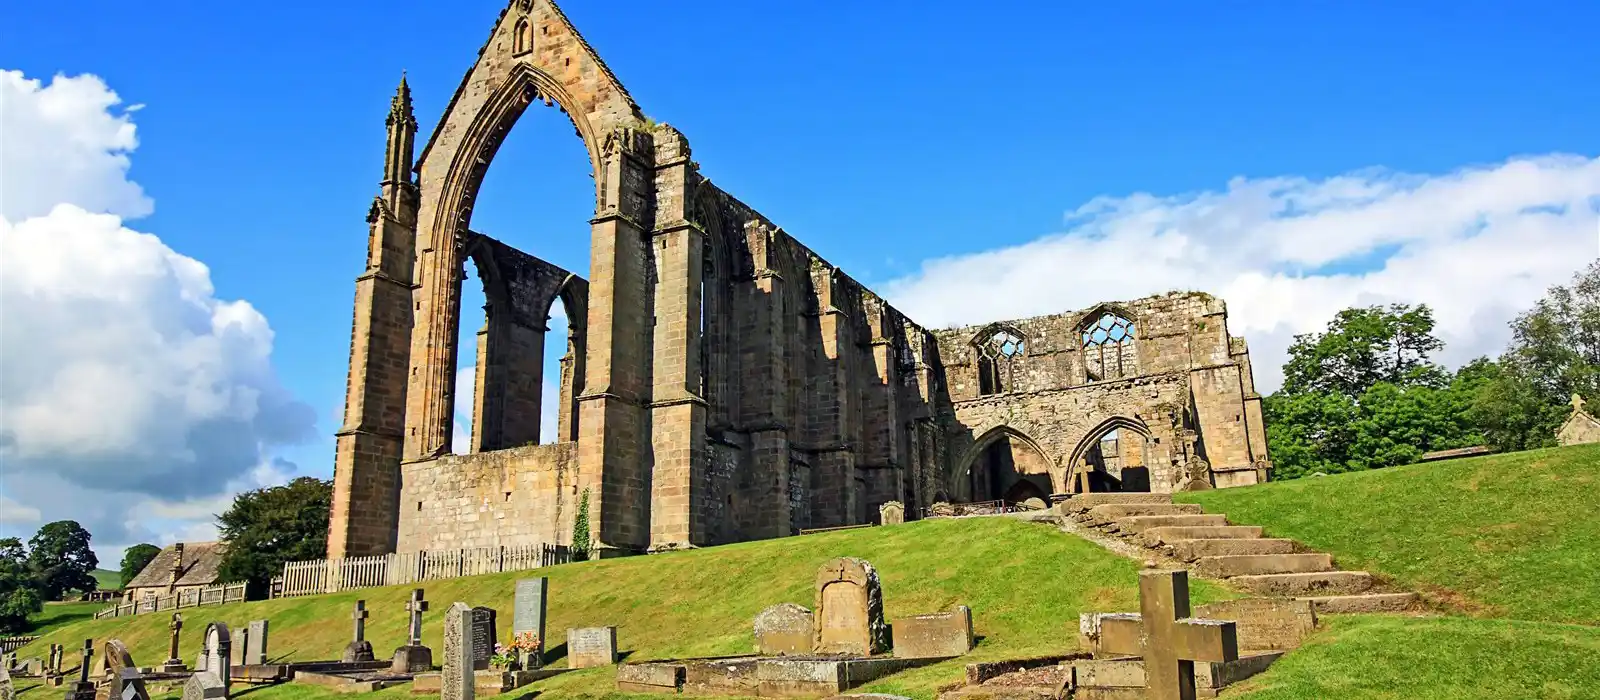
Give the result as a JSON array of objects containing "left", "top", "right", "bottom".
[{"left": 123, "top": 542, "right": 225, "bottom": 604}]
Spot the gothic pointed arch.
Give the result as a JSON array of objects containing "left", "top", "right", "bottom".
[
  {"left": 952, "top": 424, "right": 1056, "bottom": 503},
  {"left": 970, "top": 322, "right": 1027, "bottom": 396},
  {"left": 1066, "top": 415, "right": 1154, "bottom": 493}
]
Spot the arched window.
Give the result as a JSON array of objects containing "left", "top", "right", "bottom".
[
  {"left": 1082, "top": 313, "right": 1136, "bottom": 381},
  {"left": 975, "top": 328, "right": 1025, "bottom": 396},
  {"left": 513, "top": 19, "right": 533, "bottom": 55}
]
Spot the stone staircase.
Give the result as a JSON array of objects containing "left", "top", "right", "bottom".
[{"left": 1060, "top": 493, "right": 1419, "bottom": 614}]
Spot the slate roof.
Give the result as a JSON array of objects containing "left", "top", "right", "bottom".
[{"left": 124, "top": 541, "right": 227, "bottom": 590}]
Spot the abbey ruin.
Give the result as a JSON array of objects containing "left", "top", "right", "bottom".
[{"left": 327, "top": 0, "right": 1272, "bottom": 560}]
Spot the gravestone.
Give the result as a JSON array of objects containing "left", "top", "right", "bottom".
[
  {"left": 1084, "top": 570, "right": 1239, "bottom": 700},
  {"left": 878, "top": 501, "right": 905, "bottom": 526},
  {"left": 469, "top": 607, "right": 497, "bottom": 671},
  {"left": 342, "top": 600, "right": 375, "bottom": 663},
  {"left": 442, "top": 602, "right": 474, "bottom": 700},
  {"left": 891, "top": 606, "right": 974, "bottom": 659},
  {"left": 193, "top": 634, "right": 208, "bottom": 674},
  {"left": 95, "top": 640, "right": 148, "bottom": 700},
  {"left": 565, "top": 627, "right": 617, "bottom": 669},
  {"left": 245, "top": 621, "right": 269, "bottom": 665},
  {"left": 391, "top": 588, "right": 433, "bottom": 674},
  {"left": 812, "top": 557, "right": 888, "bottom": 655},
  {"left": 204, "top": 622, "right": 232, "bottom": 692},
  {"left": 1, "top": 662, "right": 13, "bottom": 700},
  {"left": 1193, "top": 599, "right": 1317, "bottom": 652},
  {"left": 513, "top": 578, "right": 548, "bottom": 669},
  {"left": 181, "top": 673, "right": 226, "bottom": 700},
  {"left": 753, "top": 603, "right": 812, "bottom": 656},
  {"left": 64, "top": 638, "right": 95, "bottom": 700},
  {"left": 163, "top": 614, "right": 185, "bottom": 672}
]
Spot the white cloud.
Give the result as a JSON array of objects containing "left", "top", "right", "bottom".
[
  {"left": 0, "top": 495, "right": 41, "bottom": 526},
  {"left": 883, "top": 155, "right": 1600, "bottom": 392},
  {"left": 0, "top": 70, "right": 314, "bottom": 560}
]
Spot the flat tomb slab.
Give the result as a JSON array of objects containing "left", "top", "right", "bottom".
[
  {"left": 412, "top": 668, "right": 573, "bottom": 696},
  {"left": 757, "top": 656, "right": 953, "bottom": 698},
  {"left": 617, "top": 657, "right": 767, "bottom": 696},
  {"left": 293, "top": 669, "right": 414, "bottom": 694},
  {"left": 1072, "top": 651, "right": 1284, "bottom": 691}
]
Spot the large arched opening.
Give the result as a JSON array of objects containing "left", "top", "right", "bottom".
[
  {"left": 444, "top": 66, "right": 598, "bottom": 454},
  {"left": 1067, "top": 417, "right": 1154, "bottom": 493},
  {"left": 955, "top": 426, "right": 1054, "bottom": 507}
]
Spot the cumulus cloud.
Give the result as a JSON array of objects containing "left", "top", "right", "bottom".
[
  {"left": 0, "top": 70, "right": 314, "bottom": 557},
  {"left": 883, "top": 156, "right": 1600, "bottom": 392}
]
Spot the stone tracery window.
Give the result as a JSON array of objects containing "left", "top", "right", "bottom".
[
  {"left": 1082, "top": 313, "right": 1137, "bottom": 381},
  {"left": 976, "top": 328, "right": 1025, "bottom": 396},
  {"left": 513, "top": 18, "right": 533, "bottom": 55}
]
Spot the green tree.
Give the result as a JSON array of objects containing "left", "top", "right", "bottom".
[
  {"left": 27, "top": 520, "right": 98, "bottom": 600},
  {"left": 1471, "top": 261, "right": 1600, "bottom": 449},
  {"left": 118, "top": 543, "right": 162, "bottom": 589},
  {"left": 0, "top": 538, "right": 43, "bottom": 633},
  {"left": 217, "top": 477, "right": 332, "bottom": 599},
  {"left": 1263, "top": 390, "right": 1359, "bottom": 479},
  {"left": 571, "top": 488, "right": 592, "bottom": 561},
  {"left": 1281, "top": 304, "right": 1447, "bottom": 397}
]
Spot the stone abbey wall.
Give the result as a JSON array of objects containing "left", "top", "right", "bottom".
[{"left": 327, "top": 0, "right": 1271, "bottom": 560}]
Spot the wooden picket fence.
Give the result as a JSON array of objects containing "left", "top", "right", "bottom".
[
  {"left": 93, "top": 582, "right": 248, "bottom": 619},
  {"left": 272, "top": 544, "right": 571, "bottom": 599},
  {"left": 0, "top": 636, "right": 38, "bottom": 654}
]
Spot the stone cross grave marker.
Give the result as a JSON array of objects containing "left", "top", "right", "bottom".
[
  {"left": 164, "top": 614, "right": 184, "bottom": 671},
  {"left": 813, "top": 557, "right": 888, "bottom": 655},
  {"left": 442, "top": 602, "right": 474, "bottom": 700},
  {"left": 245, "top": 621, "right": 269, "bottom": 665},
  {"left": 564, "top": 627, "right": 617, "bottom": 669},
  {"left": 65, "top": 638, "right": 95, "bottom": 700},
  {"left": 1092, "top": 570, "right": 1239, "bottom": 700},
  {"left": 513, "top": 577, "right": 548, "bottom": 669},
  {"left": 391, "top": 588, "right": 433, "bottom": 674},
  {"left": 343, "top": 600, "right": 375, "bottom": 662},
  {"left": 204, "top": 622, "right": 232, "bottom": 692},
  {"left": 1572, "top": 393, "right": 1587, "bottom": 414},
  {"left": 469, "top": 607, "right": 497, "bottom": 671},
  {"left": 97, "top": 640, "right": 148, "bottom": 700}
]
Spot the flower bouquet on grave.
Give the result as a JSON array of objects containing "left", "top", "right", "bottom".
[
  {"left": 509, "top": 631, "right": 543, "bottom": 670},
  {"left": 489, "top": 643, "right": 518, "bottom": 671}
]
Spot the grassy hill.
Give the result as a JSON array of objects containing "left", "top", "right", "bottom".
[
  {"left": 92, "top": 568, "right": 122, "bottom": 591},
  {"left": 1178, "top": 443, "right": 1600, "bottom": 625},
  {"left": 15, "top": 517, "right": 1222, "bottom": 698}
]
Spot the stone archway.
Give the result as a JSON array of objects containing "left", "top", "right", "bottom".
[
  {"left": 953, "top": 425, "right": 1056, "bottom": 504},
  {"left": 1066, "top": 416, "right": 1156, "bottom": 493}
]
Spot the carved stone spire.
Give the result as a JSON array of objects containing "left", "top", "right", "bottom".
[{"left": 383, "top": 72, "right": 417, "bottom": 187}]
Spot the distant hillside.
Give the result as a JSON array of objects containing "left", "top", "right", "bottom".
[
  {"left": 91, "top": 568, "right": 121, "bottom": 591},
  {"left": 1180, "top": 443, "right": 1600, "bottom": 625}
]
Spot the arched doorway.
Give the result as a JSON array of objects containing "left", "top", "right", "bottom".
[
  {"left": 1069, "top": 418, "right": 1154, "bottom": 493},
  {"left": 958, "top": 427, "right": 1054, "bottom": 506}
]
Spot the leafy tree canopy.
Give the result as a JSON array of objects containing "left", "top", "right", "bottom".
[
  {"left": 217, "top": 476, "right": 331, "bottom": 598},
  {"left": 27, "top": 520, "right": 98, "bottom": 600},
  {"left": 119, "top": 543, "right": 162, "bottom": 589},
  {"left": 1282, "top": 303, "right": 1447, "bottom": 398},
  {"left": 0, "top": 537, "right": 43, "bottom": 633}
]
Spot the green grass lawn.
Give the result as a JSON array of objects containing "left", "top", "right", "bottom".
[
  {"left": 91, "top": 568, "right": 122, "bottom": 591},
  {"left": 14, "top": 517, "right": 1230, "bottom": 699},
  {"left": 1177, "top": 443, "right": 1600, "bottom": 626},
  {"left": 29, "top": 601, "right": 105, "bottom": 635}
]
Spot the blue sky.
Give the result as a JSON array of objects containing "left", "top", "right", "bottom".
[{"left": 4, "top": 0, "right": 1599, "bottom": 558}]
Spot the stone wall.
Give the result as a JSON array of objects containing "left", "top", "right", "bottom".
[{"left": 396, "top": 442, "right": 578, "bottom": 551}]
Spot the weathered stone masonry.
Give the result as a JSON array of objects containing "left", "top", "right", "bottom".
[{"left": 326, "top": 0, "right": 1271, "bottom": 560}]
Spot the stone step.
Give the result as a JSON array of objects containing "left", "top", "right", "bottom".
[
  {"left": 1299, "top": 593, "right": 1421, "bottom": 614},
  {"left": 1059, "top": 493, "right": 1174, "bottom": 514},
  {"left": 1194, "top": 553, "right": 1334, "bottom": 578},
  {"left": 1166, "top": 538, "right": 1299, "bottom": 562},
  {"left": 1141, "top": 526, "right": 1264, "bottom": 546},
  {"left": 1231, "top": 571, "right": 1374, "bottom": 597},
  {"left": 1114, "top": 514, "right": 1229, "bottom": 534},
  {"left": 1083, "top": 503, "right": 1205, "bottom": 524}
]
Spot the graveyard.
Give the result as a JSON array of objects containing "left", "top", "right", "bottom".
[{"left": 3, "top": 444, "right": 1599, "bottom": 699}]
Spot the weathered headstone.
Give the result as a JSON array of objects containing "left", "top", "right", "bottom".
[
  {"left": 342, "top": 600, "right": 375, "bottom": 663},
  {"left": 812, "top": 557, "right": 888, "bottom": 656},
  {"left": 565, "top": 627, "right": 617, "bottom": 669},
  {"left": 180, "top": 672, "right": 226, "bottom": 700},
  {"left": 891, "top": 606, "right": 974, "bottom": 659},
  {"left": 96, "top": 640, "right": 148, "bottom": 700},
  {"left": 0, "top": 662, "right": 14, "bottom": 700},
  {"left": 63, "top": 638, "right": 95, "bottom": 700},
  {"left": 391, "top": 588, "right": 433, "bottom": 674},
  {"left": 204, "top": 622, "right": 232, "bottom": 692},
  {"left": 245, "top": 621, "right": 269, "bottom": 665},
  {"left": 753, "top": 603, "right": 812, "bottom": 656},
  {"left": 878, "top": 501, "right": 905, "bottom": 526},
  {"left": 469, "top": 607, "right": 497, "bottom": 671},
  {"left": 442, "top": 602, "right": 474, "bottom": 700},
  {"left": 1193, "top": 599, "right": 1317, "bottom": 652},
  {"left": 513, "top": 578, "right": 548, "bottom": 669},
  {"left": 163, "top": 614, "right": 185, "bottom": 672},
  {"left": 193, "top": 633, "right": 208, "bottom": 674},
  {"left": 1084, "top": 570, "right": 1239, "bottom": 700}
]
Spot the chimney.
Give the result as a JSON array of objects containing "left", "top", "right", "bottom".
[{"left": 168, "top": 543, "right": 185, "bottom": 593}]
